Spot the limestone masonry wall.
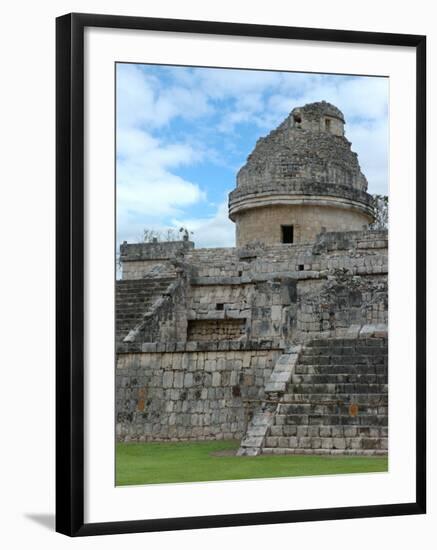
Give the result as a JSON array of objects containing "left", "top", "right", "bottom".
[
  {"left": 120, "top": 240, "right": 193, "bottom": 279},
  {"left": 116, "top": 230, "right": 388, "bottom": 445},
  {"left": 187, "top": 319, "right": 245, "bottom": 341},
  {"left": 296, "top": 275, "right": 387, "bottom": 335},
  {"left": 116, "top": 231, "right": 388, "bottom": 350},
  {"left": 116, "top": 346, "right": 282, "bottom": 442},
  {"left": 235, "top": 204, "right": 371, "bottom": 246}
]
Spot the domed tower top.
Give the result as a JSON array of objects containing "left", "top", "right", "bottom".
[
  {"left": 291, "top": 100, "right": 345, "bottom": 136},
  {"left": 228, "top": 100, "right": 375, "bottom": 247}
]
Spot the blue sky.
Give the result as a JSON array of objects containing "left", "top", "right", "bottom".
[{"left": 116, "top": 63, "right": 388, "bottom": 248}]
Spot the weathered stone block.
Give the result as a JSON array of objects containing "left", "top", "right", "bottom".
[
  {"left": 162, "top": 372, "right": 173, "bottom": 388},
  {"left": 332, "top": 438, "right": 346, "bottom": 450},
  {"left": 212, "top": 372, "right": 221, "bottom": 387},
  {"left": 173, "top": 372, "right": 184, "bottom": 388}
]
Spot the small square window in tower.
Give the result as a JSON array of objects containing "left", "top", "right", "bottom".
[{"left": 281, "top": 225, "right": 294, "bottom": 244}]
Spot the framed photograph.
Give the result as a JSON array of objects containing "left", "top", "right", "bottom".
[{"left": 56, "top": 13, "right": 426, "bottom": 536}]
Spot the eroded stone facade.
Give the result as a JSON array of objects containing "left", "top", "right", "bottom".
[{"left": 229, "top": 101, "right": 374, "bottom": 246}]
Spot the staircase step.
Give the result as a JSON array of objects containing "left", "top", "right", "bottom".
[
  {"left": 268, "top": 425, "right": 388, "bottom": 438},
  {"left": 291, "top": 374, "right": 387, "bottom": 384},
  {"left": 264, "top": 436, "right": 388, "bottom": 451},
  {"left": 307, "top": 337, "right": 387, "bottom": 349},
  {"left": 294, "top": 364, "right": 387, "bottom": 375},
  {"left": 275, "top": 402, "right": 387, "bottom": 415},
  {"left": 115, "top": 277, "right": 175, "bottom": 342},
  {"left": 271, "top": 414, "right": 387, "bottom": 426},
  {"left": 298, "top": 355, "right": 387, "bottom": 366},
  {"left": 281, "top": 393, "right": 387, "bottom": 405},
  {"left": 289, "top": 383, "right": 388, "bottom": 394}
]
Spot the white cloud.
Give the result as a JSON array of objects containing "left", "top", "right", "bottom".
[
  {"left": 192, "top": 67, "right": 281, "bottom": 99},
  {"left": 117, "top": 64, "right": 212, "bottom": 130},
  {"left": 271, "top": 73, "right": 388, "bottom": 123},
  {"left": 213, "top": 73, "right": 389, "bottom": 194},
  {"left": 116, "top": 126, "right": 206, "bottom": 243},
  {"left": 347, "top": 119, "right": 389, "bottom": 194},
  {"left": 116, "top": 65, "right": 212, "bottom": 244},
  {"left": 172, "top": 200, "right": 235, "bottom": 249},
  {"left": 117, "top": 65, "right": 162, "bottom": 128}
]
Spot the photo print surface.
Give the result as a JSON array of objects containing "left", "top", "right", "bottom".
[{"left": 115, "top": 63, "right": 389, "bottom": 486}]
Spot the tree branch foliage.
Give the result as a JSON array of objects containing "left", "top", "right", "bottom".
[
  {"left": 370, "top": 195, "right": 388, "bottom": 230},
  {"left": 142, "top": 227, "right": 193, "bottom": 243}
]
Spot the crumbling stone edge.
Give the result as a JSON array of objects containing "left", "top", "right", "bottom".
[{"left": 237, "top": 345, "right": 302, "bottom": 456}]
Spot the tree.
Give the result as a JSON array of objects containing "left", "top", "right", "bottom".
[
  {"left": 371, "top": 195, "right": 388, "bottom": 230},
  {"left": 142, "top": 229, "right": 161, "bottom": 243},
  {"left": 142, "top": 227, "right": 193, "bottom": 243}
]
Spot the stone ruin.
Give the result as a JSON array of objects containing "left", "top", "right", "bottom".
[{"left": 116, "top": 101, "right": 388, "bottom": 457}]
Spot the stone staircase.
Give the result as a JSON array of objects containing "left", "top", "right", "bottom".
[
  {"left": 237, "top": 347, "right": 301, "bottom": 456},
  {"left": 236, "top": 407, "right": 277, "bottom": 456},
  {"left": 263, "top": 337, "right": 388, "bottom": 455},
  {"left": 115, "top": 277, "right": 175, "bottom": 343}
]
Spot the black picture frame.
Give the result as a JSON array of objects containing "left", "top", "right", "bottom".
[{"left": 56, "top": 12, "right": 426, "bottom": 537}]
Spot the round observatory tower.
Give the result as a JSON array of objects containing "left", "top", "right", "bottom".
[{"left": 228, "top": 101, "right": 375, "bottom": 247}]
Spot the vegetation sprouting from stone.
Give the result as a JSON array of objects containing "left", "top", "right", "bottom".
[
  {"left": 142, "top": 227, "right": 193, "bottom": 243},
  {"left": 371, "top": 195, "right": 388, "bottom": 230}
]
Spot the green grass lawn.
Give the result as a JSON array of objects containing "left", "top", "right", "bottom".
[{"left": 116, "top": 440, "right": 388, "bottom": 486}]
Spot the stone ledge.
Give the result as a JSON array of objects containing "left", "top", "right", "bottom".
[
  {"left": 125, "top": 339, "right": 286, "bottom": 354},
  {"left": 265, "top": 346, "right": 302, "bottom": 394},
  {"left": 229, "top": 182, "right": 374, "bottom": 212},
  {"left": 120, "top": 240, "right": 194, "bottom": 261},
  {"left": 191, "top": 271, "right": 324, "bottom": 286},
  {"left": 190, "top": 265, "right": 387, "bottom": 287}
]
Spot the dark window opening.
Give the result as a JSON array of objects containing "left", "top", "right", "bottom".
[
  {"left": 238, "top": 270, "right": 243, "bottom": 277},
  {"left": 325, "top": 118, "right": 331, "bottom": 131},
  {"left": 216, "top": 303, "right": 224, "bottom": 310},
  {"left": 298, "top": 264, "right": 304, "bottom": 271},
  {"left": 293, "top": 114, "right": 302, "bottom": 124},
  {"left": 281, "top": 225, "right": 294, "bottom": 244}
]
